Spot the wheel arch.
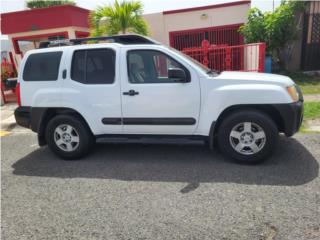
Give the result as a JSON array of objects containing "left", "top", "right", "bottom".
[
  {"left": 209, "top": 104, "right": 284, "bottom": 149},
  {"left": 33, "top": 107, "right": 94, "bottom": 146}
]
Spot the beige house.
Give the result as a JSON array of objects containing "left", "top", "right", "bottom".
[
  {"left": 1, "top": 1, "right": 252, "bottom": 72},
  {"left": 143, "top": 1, "right": 250, "bottom": 49}
]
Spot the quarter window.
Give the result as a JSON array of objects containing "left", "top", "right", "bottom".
[
  {"left": 127, "top": 50, "right": 189, "bottom": 84},
  {"left": 23, "top": 52, "right": 62, "bottom": 81},
  {"left": 71, "top": 49, "right": 115, "bottom": 84}
]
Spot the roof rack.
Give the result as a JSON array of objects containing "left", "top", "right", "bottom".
[{"left": 38, "top": 34, "right": 159, "bottom": 49}]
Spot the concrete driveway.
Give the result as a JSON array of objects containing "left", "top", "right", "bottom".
[{"left": 1, "top": 131, "right": 320, "bottom": 240}]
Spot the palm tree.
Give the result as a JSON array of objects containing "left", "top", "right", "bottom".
[{"left": 90, "top": 0, "right": 149, "bottom": 37}]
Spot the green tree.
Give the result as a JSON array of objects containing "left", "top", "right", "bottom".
[
  {"left": 26, "top": 0, "right": 75, "bottom": 9},
  {"left": 89, "top": 0, "right": 148, "bottom": 36},
  {"left": 239, "top": 8, "right": 266, "bottom": 44},
  {"left": 239, "top": 0, "right": 304, "bottom": 68}
]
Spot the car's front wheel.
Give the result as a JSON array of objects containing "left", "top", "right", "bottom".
[
  {"left": 217, "top": 110, "right": 279, "bottom": 164},
  {"left": 45, "top": 115, "right": 93, "bottom": 160}
]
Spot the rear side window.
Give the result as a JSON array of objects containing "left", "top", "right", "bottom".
[
  {"left": 71, "top": 49, "right": 115, "bottom": 84},
  {"left": 23, "top": 52, "right": 62, "bottom": 81}
]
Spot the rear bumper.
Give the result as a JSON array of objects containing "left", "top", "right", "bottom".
[
  {"left": 272, "top": 101, "right": 304, "bottom": 137},
  {"left": 14, "top": 106, "right": 31, "bottom": 129},
  {"left": 14, "top": 106, "right": 48, "bottom": 146}
]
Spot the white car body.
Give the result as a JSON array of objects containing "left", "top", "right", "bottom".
[
  {"left": 18, "top": 44, "right": 295, "bottom": 136},
  {"left": 14, "top": 35, "right": 303, "bottom": 162}
]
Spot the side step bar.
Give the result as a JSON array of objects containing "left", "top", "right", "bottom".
[{"left": 95, "top": 134, "right": 207, "bottom": 145}]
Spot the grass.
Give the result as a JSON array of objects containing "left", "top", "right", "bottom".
[
  {"left": 303, "top": 102, "right": 320, "bottom": 120},
  {"left": 300, "top": 101, "right": 320, "bottom": 133},
  {"left": 285, "top": 72, "right": 320, "bottom": 95}
]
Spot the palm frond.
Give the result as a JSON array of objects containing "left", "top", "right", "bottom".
[{"left": 89, "top": 0, "right": 149, "bottom": 36}]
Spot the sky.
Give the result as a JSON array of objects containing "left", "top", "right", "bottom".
[{"left": 1, "top": 0, "right": 281, "bottom": 14}]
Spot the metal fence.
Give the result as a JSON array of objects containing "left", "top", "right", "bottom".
[
  {"left": 169, "top": 24, "right": 243, "bottom": 51},
  {"left": 182, "top": 40, "right": 266, "bottom": 72},
  {"left": 301, "top": 1, "right": 320, "bottom": 71}
]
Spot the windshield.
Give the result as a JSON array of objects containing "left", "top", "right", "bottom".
[{"left": 168, "top": 47, "right": 219, "bottom": 76}]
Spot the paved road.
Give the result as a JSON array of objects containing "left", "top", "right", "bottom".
[{"left": 1, "top": 130, "right": 320, "bottom": 240}]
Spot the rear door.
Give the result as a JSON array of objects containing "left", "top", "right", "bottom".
[
  {"left": 120, "top": 47, "right": 201, "bottom": 135},
  {"left": 61, "top": 46, "right": 122, "bottom": 135}
]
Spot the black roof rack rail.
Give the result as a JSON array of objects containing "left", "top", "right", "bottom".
[
  {"left": 71, "top": 34, "right": 158, "bottom": 45},
  {"left": 38, "top": 34, "right": 159, "bottom": 49}
]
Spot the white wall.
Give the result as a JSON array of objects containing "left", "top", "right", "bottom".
[
  {"left": 1, "top": 38, "right": 12, "bottom": 59},
  {"left": 143, "top": 13, "right": 166, "bottom": 44}
]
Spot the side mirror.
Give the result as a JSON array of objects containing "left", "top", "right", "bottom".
[{"left": 168, "top": 68, "right": 188, "bottom": 82}]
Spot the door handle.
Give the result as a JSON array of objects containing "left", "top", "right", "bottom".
[
  {"left": 123, "top": 89, "right": 139, "bottom": 96},
  {"left": 62, "top": 69, "right": 67, "bottom": 79}
]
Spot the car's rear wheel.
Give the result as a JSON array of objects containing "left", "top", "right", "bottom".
[
  {"left": 45, "top": 115, "right": 93, "bottom": 160},
  {"left": 217, "top": 110, "right": 278, "bottom": 164}
]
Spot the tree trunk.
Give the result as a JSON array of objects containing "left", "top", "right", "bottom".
[{"left": 276, "top": 48, "right": 285, "bottom": 72}]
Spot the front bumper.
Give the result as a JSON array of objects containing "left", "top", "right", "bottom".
[{"left": 272, "top": 100, "right": 304, "bottom": 136}]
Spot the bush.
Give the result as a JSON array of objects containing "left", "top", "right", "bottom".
[
  {"left": 239, "top": 1, "right": 304, "bottom": 69},
  {"left": 26, "top": 0, "right": 75, "bottom": 9}
]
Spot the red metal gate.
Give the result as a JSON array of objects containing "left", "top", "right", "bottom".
[
  {"left": 182, "top": 40, "right": 266, "bottom": 72},
  {"left": 169, "top": 24, "right": 244, "bottom": 51}
]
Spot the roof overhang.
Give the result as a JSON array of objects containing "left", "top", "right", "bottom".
[{"left": 1, "top": 5, "right": 89, "bottom": 35}]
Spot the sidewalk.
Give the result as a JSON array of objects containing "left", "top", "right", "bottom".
[
  {"left": 303, "top": 94, "right": 320, "bottom": 133},
  {"left": 1, "top": 103, "right": 17, "bottom": 131},
  {"left": 304, "top": 94, "right": 320, "bottom": 102}
]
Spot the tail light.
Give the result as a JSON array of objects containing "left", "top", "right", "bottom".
[{"left": 16, "top": 82, "right": 21, "bottom": 106}]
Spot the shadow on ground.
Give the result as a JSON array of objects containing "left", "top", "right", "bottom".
[{"left": 12, "top": 137, "right": 319, "bottom": 187}]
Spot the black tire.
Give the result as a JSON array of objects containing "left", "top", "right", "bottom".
[
  {"left": 217, "top": 110, "right": 278, "bottom": 164},
  {"left": 45, "top": 115, "right": 94, "bottom": 160}
]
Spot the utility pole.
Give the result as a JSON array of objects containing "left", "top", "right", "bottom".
[{"left": 273, "top": 0, "right": 275, "bottom": 12}]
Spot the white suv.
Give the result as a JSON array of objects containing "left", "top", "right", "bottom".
[{"left": 14, "top": 35, "right": 303, "bottom": 163}]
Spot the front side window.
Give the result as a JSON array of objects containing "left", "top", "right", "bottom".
[
  {"left": 23, "top": 52, "right": 62, "bottom": 81},
  {"left": 71, "top": 49, "right": 115, "bottom": 84},
  {"left": 127, "top": 50, "right": 189, "bottom": 84}
]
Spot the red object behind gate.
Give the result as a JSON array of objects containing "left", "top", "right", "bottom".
[
  {"left": 182, "top": 40, "right": 266, "bottom": 73},
  {"left": 1, "top": 56, "right": 18, "bottom": 104}
]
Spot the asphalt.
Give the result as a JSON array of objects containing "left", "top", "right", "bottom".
[{"left": 1, "top": 130, "right": 320, "bottom": 240}]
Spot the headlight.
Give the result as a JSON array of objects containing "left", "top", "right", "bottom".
[{"left": 286, "top": 85, "right": 299, "bottom": 102}]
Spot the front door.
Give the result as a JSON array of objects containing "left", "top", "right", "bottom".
[{"left": 120, "top": 48, "right": 200, "bottom": 135}]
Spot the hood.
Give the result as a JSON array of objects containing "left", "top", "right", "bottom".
[{"left": 215, "top": 71, "right": 294, "bottom": 87}]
